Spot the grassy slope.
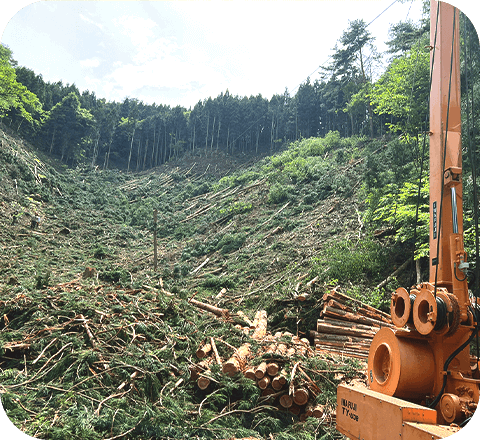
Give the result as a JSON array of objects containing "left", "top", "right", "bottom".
[{"left": 0, "top": 125, "right": 402, "bottom": 439}]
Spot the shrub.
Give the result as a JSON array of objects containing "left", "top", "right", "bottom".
[
  {"left": 217, "top": 232, "right": 246, "bottom": 254},
  {"left": 267, "top": 183, "right": 290, "bottom": 204},
  {"left": 312, "top": 237, "right": 392, "bottom": 284}
]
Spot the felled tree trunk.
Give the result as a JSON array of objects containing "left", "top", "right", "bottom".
[
  {"left": 222, "top": 343, "right": 251, "bottom": 376},
  {"left": 251, "top": 310, "right": 267, "bottom": 340}
]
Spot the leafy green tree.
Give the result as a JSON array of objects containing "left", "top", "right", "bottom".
[
  {"left": 40, "top": 92, "right": 95, "bottom": 163},
  {"left": 367, "top": 175, "right": 430, "bottom": 259},
  {"left": 386, "top": 20, "right": 425, "bottom": 59},
  {"left": 324, "top": 19, "right": 379, "bottom": 137},
  {"left": 0, "top": 45, "right": 43, "bottom": 132},
  {"left": 369, "top": 42, "right": 429, "bottom": 135}
]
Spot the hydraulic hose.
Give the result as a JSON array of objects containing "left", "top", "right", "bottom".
[{"left": 428, "top": 306, "right": 480, "bottom": 409}]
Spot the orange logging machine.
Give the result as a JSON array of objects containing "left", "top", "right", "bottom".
[{"left": 336, "top": 1, "right": 479, "bottom": 439}]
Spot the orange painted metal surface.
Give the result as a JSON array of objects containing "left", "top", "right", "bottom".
[
  {"left": 335, "top": 2, "right": 479, "bottom": 438},
  {"left": 337, "top": 384, "right": 458, "bottom": 440}
]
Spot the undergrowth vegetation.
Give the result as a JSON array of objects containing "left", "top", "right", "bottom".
[{"left": 0, "top": 124, "right": 456, "bottom": 439}]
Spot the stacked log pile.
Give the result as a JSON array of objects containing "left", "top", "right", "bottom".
[
  {"left": 189, "top": 309, "right": 325, "bottom": 422},
  {"left": 311, "top": 288, "right": 394, "bottom": 360}
]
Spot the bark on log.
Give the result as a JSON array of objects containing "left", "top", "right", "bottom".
[
  {"left": 322, "top": 316, "right": 382, "bottom": 331},
  {"left": 196, "top": 343, "right": 212, "bottom": 359},
  {"left": 254, "top": 361, "right": 267, "bottom": 379},
  {"left": 311, "top": 332, "right": 374, "bottom": 345},
  {"left": 244, "top": 366, "right": 256, "bottom": 380},
  {"left": 288, "top": 403, "right": 302, "bottom": 415},
  {"left": 313, "top": 323, "right": 376, "bottom": 339},
  {"left": 314, "top": 344, "right": 369, "bottom": 359},
  {"left": 376, "top": 259, "right": 410, "bottom": 290},
  {"left": 321, "top": 306, "right": 390, "bottom": 328},
  {"left": 261, "top": 387, "right": 276, "bottom": 397},
  {"left": 251, "top": 310, "right": 268, "bottom": 340},
  {"left": 210, "top": 337, "right": 222, "bottom": 365},
  {"left": 222, "top": 343, "right": 251, "bottom": 376},
  {"left": 322, "top": 290, "right": 391, "bottom": 321},
  {"left": 325, "top": 298, "right": 391, "bottom": 324},
  {"left": 313, "top": 339, "right": 371, "bottom": 350},
  {"left": 189, "top": 298, "right": 230, "bottom": 319},
  {"left": 306, "top": 276, "right": 319, "bottom": 289}
]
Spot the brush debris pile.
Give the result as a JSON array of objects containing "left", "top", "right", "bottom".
[{"left": 0, "top": 277, "right": 360, "bottom": 439}]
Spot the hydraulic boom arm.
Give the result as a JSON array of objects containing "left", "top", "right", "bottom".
[{"left": 336, "top": 1, "right": 479, "bottom": 438}]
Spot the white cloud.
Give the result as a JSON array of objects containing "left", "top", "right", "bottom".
[
  {"left": 80, "top": 58, "right": 101, "bottom": 68},
  {"left": 114, "top": 15, "right": 157, "bottom": 47},
  {"left": 79, "top": 13, "right": 104, "bottom": 31}
]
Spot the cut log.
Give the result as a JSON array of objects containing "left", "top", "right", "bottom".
[
  {"left": 196, "top": 342, "right": 212, "bottom": 359},
  {"left": 313, "top": 323, "right": 376, "bottom": 339},
  {"left": 288, "top": 403, "right": 302, "bottom": 415},
  {"left": 322, "top": 290, "right": 392, "bottom": 322},
  {"left": 189, "top": 298, "right": 230, "bottom": 319},
  {"left": 254, "top": 361, "right": 267, "bottom": 379},
  {"left": 325, "top": 298, "right": 391, "bottom": 324},
  {"left": 251, "top": 310, "right": 268, "bottom": 340},
  {"left": 272, "top": 370, "right": 287, "bottom": 391},
  {"left": 210, "top": 337, "right": 222, "bottom": 365},
  {"left": 305, "top": 402, "right": 315, "bottom": 417},
  {"left": 321, "top": 306, "right": 390, "bottom": 328},
  {"left": 222, "top": 343, "right": 251, "bottom": 376},
  {"left": 190, "top": 358, "right": 213, "bottom": 381},
  {"left": 279, "top": 394, "right": 293, "bottom": 408},
  {"left": 244, "top": 366, "right": 256, "bottom": 380},
  {"left": 293, "top": 387, "right": 309, "bottom": 406},
  {"left": 312, "top": 404, "right": 325, "bottom": 418},
  {"left": 274, "top": 342, "right": 288, "bottom": 356},
  {"left": 266, "top": 362, "right": 279, "bottom": 376},
  {"left": 197, "top": 375, "right": 211, "bottom": 390},
  {"left": 257, "top": 375, "right": 270, "bottom": 390}
]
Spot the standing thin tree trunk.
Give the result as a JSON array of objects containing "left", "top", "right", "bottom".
[
  {"left": 151, "top": 126, "right": 156, "bottom": 168},
  {"left": 143, "top": 139, "right": 149, "bottom": 170},
  {"left": 91, "top": 133, "right": 100, "bottom": 168},
  {"left": 163, "top": 120, "right": 167, "bottom": 164},
  {"left": 216, "top": 118, "right": 221, "bottom": 151},
  {"left": 210, "top": 116, "right": 216, "bottom": 155},
  {"left": 205, "top": 114, "right": 209, "bottom": 155},
  {"left": 226, "top": 127, "right": 230, "bottom": 155},
  {"left": 192, "top": 124, "right": 196, "bottom": 154},
  {"left": 136, "top": 139, "right": 141, "bottom": 171},
  {"left": 49, "top": 126, "right": 56, "bottom": 154},
  {"left": 127, "top": 126, "right": 136, "bottom": 173}
]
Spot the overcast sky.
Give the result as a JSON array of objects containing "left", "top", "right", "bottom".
[{"left": 0, "top": 1, "right": 478, "bottom": 110}]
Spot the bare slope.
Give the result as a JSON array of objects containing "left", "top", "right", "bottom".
[{"left": 0, "top": 124, "right": 400, "bottom": 439}]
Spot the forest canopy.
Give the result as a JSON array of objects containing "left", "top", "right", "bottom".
[{"left": 0, "top": 6, "right": 479, "bottom": 171}]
